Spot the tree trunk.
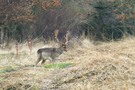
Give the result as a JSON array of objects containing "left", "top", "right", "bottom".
[{"left": 0, "top": 27, "right": 4, "bottom": 44}]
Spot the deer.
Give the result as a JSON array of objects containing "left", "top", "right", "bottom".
[{"left": 35, "top": 30, "right": 70, "bottom": 65}]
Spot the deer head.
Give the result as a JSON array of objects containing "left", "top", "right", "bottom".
[{"left": 54, "top": 29, "right": 70, "bottom": 52}]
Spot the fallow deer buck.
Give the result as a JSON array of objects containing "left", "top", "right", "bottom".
[{"left": 35, "top": 30, "right": 70, "bottom": 65}]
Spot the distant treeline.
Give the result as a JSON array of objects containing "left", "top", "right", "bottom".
[{"left": 0, "top": 0, "right": 135, "bottom": 45}]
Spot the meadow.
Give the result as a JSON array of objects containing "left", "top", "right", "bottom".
[{"left": 0, "top": 37, "right": 135, "bottom": 90}]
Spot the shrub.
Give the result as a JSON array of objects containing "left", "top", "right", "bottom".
[{"left": 80, "top": 0, "right": 135, "bottom": 41}]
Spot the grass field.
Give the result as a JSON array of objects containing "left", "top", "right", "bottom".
[{"left": 0, "top": 38, "right": 135, "bottom": 90}]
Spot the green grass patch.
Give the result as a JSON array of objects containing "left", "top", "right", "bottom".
[
  {"left": 0, "top": 66, "right": 16, "bottom": 74},
  {"left": 0, "top": 78, "right": 5, "bottom": 82},
  {"left": 44, "top": 63, "right": 74, "bottom": 69}
]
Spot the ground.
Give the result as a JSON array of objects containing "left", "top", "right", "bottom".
[{"left": 0, "top": 38, "right": 135, "bottom": 90}]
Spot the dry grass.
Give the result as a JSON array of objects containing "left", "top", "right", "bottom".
[{"left": 1, "top": 37, "right": 135, "bottom": 90}]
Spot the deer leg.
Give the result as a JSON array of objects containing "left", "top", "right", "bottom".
[
  {"left": 41, "top": 59, "right": 46, "bottom": 65},
  {"left": 35, "top": 57, "right": 42, "bottom": 65}
]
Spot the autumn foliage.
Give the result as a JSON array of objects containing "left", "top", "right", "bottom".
[
  {"left": 0, "top": 0, "right": 135, "bottom": 45},
  {"left": 0, "top": 0, "right": 61, "bottom": 23}
]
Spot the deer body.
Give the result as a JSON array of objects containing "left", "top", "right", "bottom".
[
  {"left": 35, "top": 44, "right": 67, "bottom": 65},
  {"left": 35, "top": 30, "right": 70, "bottom": 65}
]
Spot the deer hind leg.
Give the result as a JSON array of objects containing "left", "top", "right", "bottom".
[
  {"left": 35, "top": 57, "right": 42, "bottom": 66},
  {"left": 41, "top": 59, "right": 46, "bottom": 65}
]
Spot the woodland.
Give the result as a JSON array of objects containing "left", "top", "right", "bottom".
[{"left": 0, "top": 0, "right": 135, "bottom": 45}]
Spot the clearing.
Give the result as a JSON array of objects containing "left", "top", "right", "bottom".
[{"left": 0, "top": 38, "right": 135, "bottom": 90}]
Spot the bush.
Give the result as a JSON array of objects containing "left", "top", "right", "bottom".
[{"left": 80, "top": 0, "right": 135, "bottom": 41}]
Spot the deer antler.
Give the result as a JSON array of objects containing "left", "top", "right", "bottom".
[{"left": 54, "top": 29, "right": 60, "bottom": 43}]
